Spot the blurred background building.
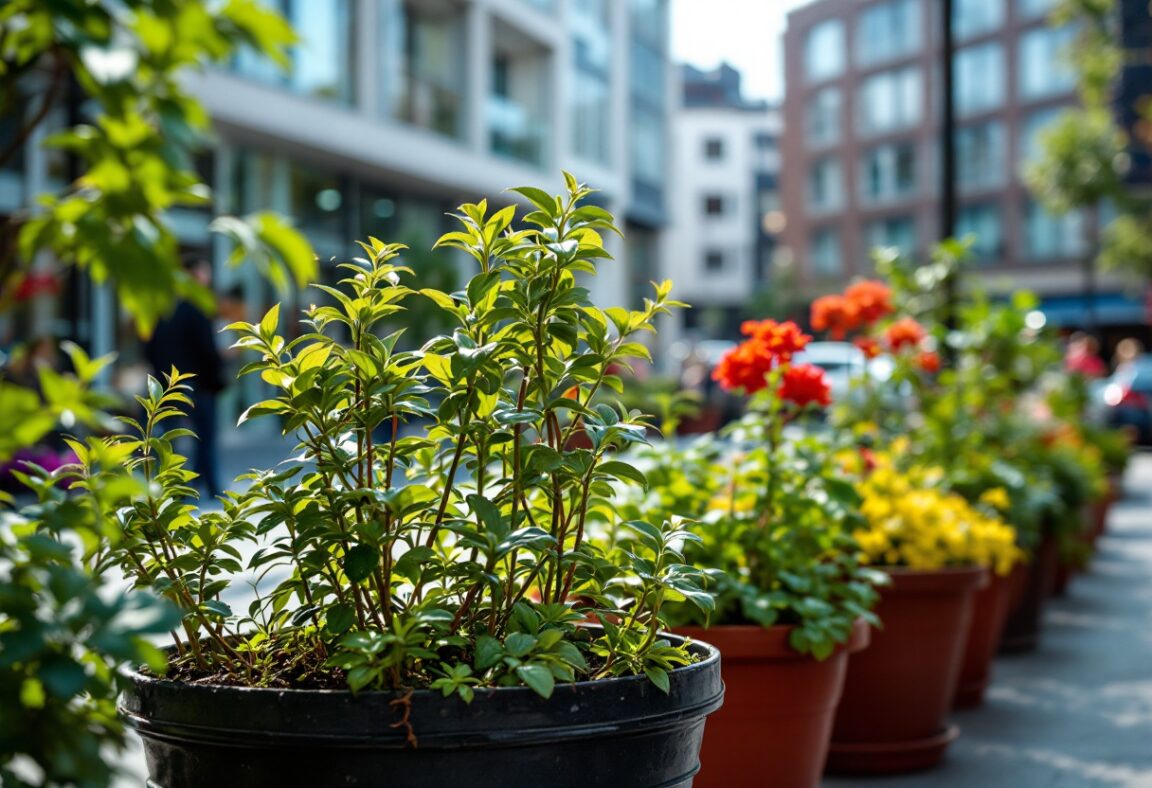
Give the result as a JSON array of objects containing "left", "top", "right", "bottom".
[
  {"left": 779, "top": 0, "right": 1148, "bottom": 340},
  {"left": 0, "top": 0, "right": 675, "bottom": 426},
  {"left": 663, "top": 64, "right": 783, "bottom": 349}
]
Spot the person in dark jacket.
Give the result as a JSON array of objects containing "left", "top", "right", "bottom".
[{"left": 144, "top": 259, "right": 226, "bottom": 497}]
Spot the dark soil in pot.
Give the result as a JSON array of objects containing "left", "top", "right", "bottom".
[
  {"left": 120, "top": 632, "right": 723, "bottom": 788},
  {"left": 826, "top": 566, "right": 986, "bottom": 775}
]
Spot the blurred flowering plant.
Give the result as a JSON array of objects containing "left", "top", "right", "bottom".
[
  {"left": 844, "top": 449, "right": 1023, "bottom": 575},
  {"left": 600, "top": 321, "right": 884, "bottom": 659}
]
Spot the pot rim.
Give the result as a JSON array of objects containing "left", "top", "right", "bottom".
[
  {"left": 119, "top": 629, "right": 724, "bottom": 749},
  {"left": 673, "top": 616, "right": 871, "bottom": 662},
  {"left": 875, "top": 564, "right": 988, "bottom": 593},
  {"left": 121, "top": 628, "right": 719, "bottom": 700}
]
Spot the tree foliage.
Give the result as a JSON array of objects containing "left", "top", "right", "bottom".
[
  {"left": 1025, "top": 0, "right": 1152, "bottom": 280},
  {"left": 0, "top": 2, "right": 318, "bottom": 784}
]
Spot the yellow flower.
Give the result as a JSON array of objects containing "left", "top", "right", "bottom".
[
  {"left": 854, "top": 462, "right": 1023, "bottom": 575},
  {"left": 979, "top": 487, "right": 1011, "bottom": 512}
]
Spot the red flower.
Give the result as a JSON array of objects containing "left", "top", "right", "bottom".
[
  {"left": 884, "top": 318, "right": 927, "bottom": 351},
  {"left": 860, "top": 446, "right": 877, "bottom": 472},
  {"left": 741, "top": 319, "right": 812, "bottom": 364},
  {"left": 778, "top": 363, "right": 832, "bottom": 407},
  {"left": 810, "top": 295, "right": 861, "bottom": 340},
  {"left": 844, "top": 280, "right": 893, "bottom": 325},
  {"left": 916, "top": 350, "right": 941, "bottom": 373},
  {"left": 853, "top": 336, "right": 881, "bottom": 360},
  {"left": 713, "top": 340, "right": 774, "bottom": 393}
]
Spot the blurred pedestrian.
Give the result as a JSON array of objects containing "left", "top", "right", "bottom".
[
  {"left": 144, "top": 258, "right": 226, "bottom": 497},
  {"left": 1112, "top": 337, "right": 1145, "bottom": 374},
  {"left": 1064, "top": 332, "right": 1107, "bottom": 378}
]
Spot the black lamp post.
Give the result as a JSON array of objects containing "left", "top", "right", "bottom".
[{"left": 941, "top": 0, "right": 958, "bottom": 336}]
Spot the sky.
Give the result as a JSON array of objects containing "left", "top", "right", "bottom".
[{"left": 670, "top": 0, "right": 813, "bottom": 102}]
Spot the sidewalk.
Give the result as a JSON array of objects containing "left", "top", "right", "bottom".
[{"left": 825, "top": 452, "right": 1152, "bottom": 788}]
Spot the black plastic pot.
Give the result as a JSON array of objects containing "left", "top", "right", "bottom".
[{"left": 121, "top": 632, "right": 723, "bottom": 788}]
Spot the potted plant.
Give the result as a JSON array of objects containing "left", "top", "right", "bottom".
[
  {"left": 77, "top": 178, "right": 725, "bottom": 786},
  {"left": 607, "top": 320, "right": 885, "bottom": 788},
  {"left": 826, "top": 447, "right": 1020, "bottom": 775}
]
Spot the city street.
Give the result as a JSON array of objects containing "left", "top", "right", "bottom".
[{"left": 112, "top": 447, "right": 1152, "bottom": 787}]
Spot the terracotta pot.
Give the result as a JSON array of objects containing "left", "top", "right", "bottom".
[
  {"left": 953, "top": 566, "right": 1020, "bottom": 708},
  {"left": 1089, "top": 475, "right": 1120, "bottom": 543},
  {"left": 826, "top": 566, "right": 986, "bottom": 775},
  {"left": 999, "top": 533, "right": 1058, "bottom": 654},
  {"left": 675, "top": 619, "right": 869, "bottom": 788}
]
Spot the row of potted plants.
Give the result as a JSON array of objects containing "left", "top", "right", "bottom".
[{"left": 5, "top": 182, "right": 1126, "bottom": 787}]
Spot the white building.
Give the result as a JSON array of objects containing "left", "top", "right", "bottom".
[{"left": 665, "top": 64, "right": 783, "bottom": 348}]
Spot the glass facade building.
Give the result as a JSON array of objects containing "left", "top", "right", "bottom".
[{"left": 3, "top": 0, "right": 675, "bottom": 428}]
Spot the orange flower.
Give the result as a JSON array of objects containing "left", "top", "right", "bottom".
[
  {"left": 742, "top": 319, "right": 812, "bottom": 363},
  {"left": 713, "top": 340, "right": 774, "bottom": 393},
  {"left": 916, "top": 350, "right": 941, "bottom": 373},
  {"left": 844, "top": 280, "right": 893, "bottom": 325},
  {"left": 810, "top": 295, "right": 861, "bottom": 340},
  {"left": 884, "top": 317, "right": 926, "bottom": 351},
  {"left": 853, "top": 337, "right": 881, "bottom": 360},
  {"left": 778, "top": 363, "right": 832, "bottom": 407}
]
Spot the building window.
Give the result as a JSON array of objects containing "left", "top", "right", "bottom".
[
  {"left": 856, "top": 0, "right": 921, "bottom": 66},
  {"left": 857, "top": 67, "right": 921, "bottom": 135},
  {"left": 810, "top": 227, "right": 842, "bottom": 276},
  {"left": 955, "top": 121, "right": 1005, "bottom": 192},
  {"left": 954, "top": 42, "right": 1004, "bottom": 116},
  {"left": 288, "top": 161, "right": 349, "bottom": 257},
  {"left": 804, "top": 19, "right": 846, "bottom": 83},
  {"left": 805, "top": 86, "right": 842, "bottom": 147},
  {"left": 703, "top": 249, "right": 725, "bottom": 272},
  {"left": 703, "top": 194, "right": 726, "bottom": 216},
  {"left": 807, "top": 157, "right": 843, "bottom": 212},
  {"left": 860, "top": 141, "right": 917, "bottom": 203},
  {"left": 864, "top": 216, "right": 917, "bottom": 258},
  {"left": 1019, "top": 27, "right": 1077, "bottom": 100},
  {"left": 488, "top": 22, "right": 550, "bottom": 166},
  {"left": 1017, "top": 0, "right": 1057, "bottom": 20},
  {"left": 954, "top": 0, "right": 1003, "bottom": 40},
  {"left": 704, "top": 137, "right": 725, "bottom": 160},
  {"left": 753, "top": 132, "right": 777, "bottom": 151},
  {"left": 571, "top": 3, "right": 612, "bottom": 165},
  {"left": 956, "top": 202, "right": 1004, "bottom": 262},
  {"left": 572, "top": 56, "right": 611, "bottom": 162},
  {"left": 1019, "top": 107, "right": 1063, "bottom": 168},
  {"left": 234, "top": 0, "right": 355, "bottom": 104},
  {"left": 1025, "top": 200, "right": 1085, "bottom": 259},
  {"left": 380, "top": 0, "right": 465, "bottom": 138}
]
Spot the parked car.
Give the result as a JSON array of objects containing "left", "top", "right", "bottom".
[
  {"left": 791, "top": 341, "right": 894, "bottom": 404},
  {"left": 1096, "top": 355, "right": 1152, "bottom": 445}
]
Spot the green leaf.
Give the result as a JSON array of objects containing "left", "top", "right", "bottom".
[
  {"left": 504, "top": 632, "right": 538, "bottom": 658},
  {"left": 509, "top": 186, "right": 558, "bottom": 217},
  {"left": 596, "top": 460, "right": 648, "bottom": 490},
  {"left": 343, "top": 544, "right": 380, "bottom": 584},
  {"left": 644, "top": 666, "right": 670, "bottom": 694},
  {"left": 474, "top": 635, "right": 504, "bottom": 671},
  {"left": 326, "top": 603, "right": 356, "bottom": 635},
  {"left": 516, "top": 663, "right": 555, "bottom": 698},
  {"left": 202, "top": 599, "right": 232, "bottom": 618}
]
